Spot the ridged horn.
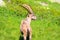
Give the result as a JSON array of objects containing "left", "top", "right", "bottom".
[{"left": 21, "top": 4, "right": 34, "bottom": 14}]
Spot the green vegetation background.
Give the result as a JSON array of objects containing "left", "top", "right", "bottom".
[{"left": 0, "top": 0, "right": 60, "bottom": 40}]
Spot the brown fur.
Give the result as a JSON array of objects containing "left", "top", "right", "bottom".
[{"left": 20, "top": 4, "right": 36, "bottom": 40}]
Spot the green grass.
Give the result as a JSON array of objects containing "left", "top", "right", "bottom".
[{"left": 0, "top": 0, "right": 60, "bottom": 40}]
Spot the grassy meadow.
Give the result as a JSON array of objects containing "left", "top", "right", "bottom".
[{"left": 0, "top": 0, "right": 60, "bottom": 40}]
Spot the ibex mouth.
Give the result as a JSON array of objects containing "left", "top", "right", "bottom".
[{"left": 32, "top": 18, "right": 36, "bottom": 20}]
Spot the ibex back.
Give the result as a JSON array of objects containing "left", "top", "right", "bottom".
[{"left": 20, "top": 4, "right": 36, "bottom": 40}]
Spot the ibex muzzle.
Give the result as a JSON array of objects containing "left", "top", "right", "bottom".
[{"left": 20, "top": 4, "right": 36, "bottom": 40}]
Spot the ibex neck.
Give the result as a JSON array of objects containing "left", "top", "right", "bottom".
[{"left": 26, "top": 17, "right": 31, "bottom": 24}]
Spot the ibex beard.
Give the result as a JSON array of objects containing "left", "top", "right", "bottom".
[{"left": 20, "top": 4, "right": 36, "bottom": 40}]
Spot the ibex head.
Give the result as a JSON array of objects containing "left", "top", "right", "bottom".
[{"left": 27, "top": 13, "right": 36, "bottom": 20}]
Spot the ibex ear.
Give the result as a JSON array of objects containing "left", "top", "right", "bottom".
[
  {"left": 27, "top": 13, "right": 32, "bottom": 17},
  {"left": 27, "top": 13, "right": 29, "bottom": 17},
  {"left": 27, "top": 14, "right": 29, "bottom": 17}
]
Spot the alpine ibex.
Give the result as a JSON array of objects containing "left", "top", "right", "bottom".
[{"left": 20, "top": 4, "right": 36, "bottom": 40}]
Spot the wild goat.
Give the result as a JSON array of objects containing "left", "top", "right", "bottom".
[{"left": 20, "top": 4, "right": 36, "bottom": 40}]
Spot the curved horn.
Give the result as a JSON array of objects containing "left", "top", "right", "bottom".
[{"left": 21, "top": 4, "right": 34, "bottom": 14}]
